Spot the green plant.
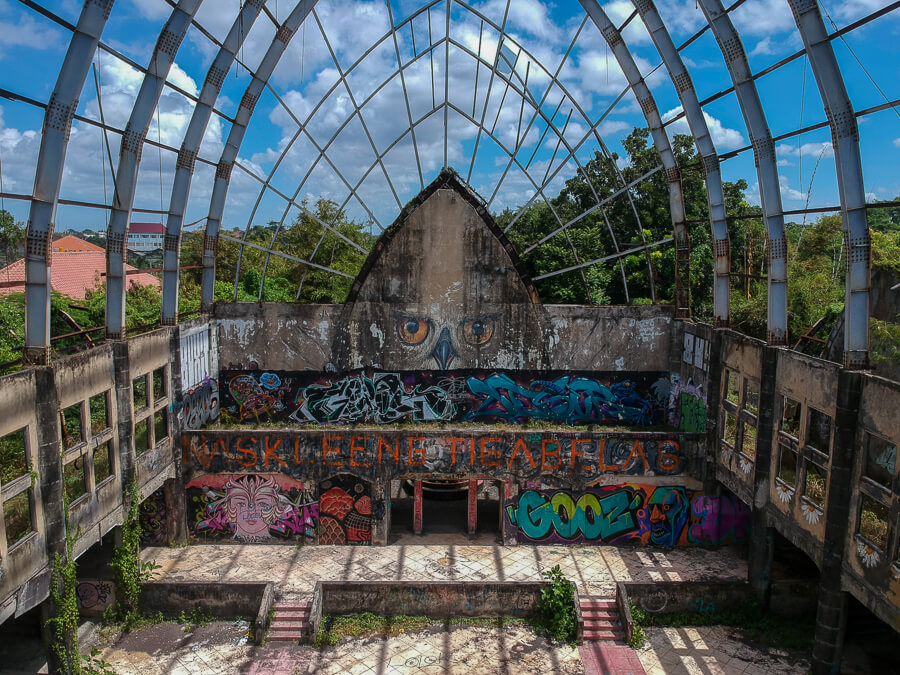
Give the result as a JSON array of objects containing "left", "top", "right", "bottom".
[
  {"left": 627, "top": 601, "right": 647, "bottom": 649},
  {"left": 80, "top": 648, "right": 116, "bottom": 675},
  {"left": 111, "top": 478, "right": 160, "bottom": 621},
  {"left": 536, "top": 565, "right": 577, "bottom": 644},
  {"left": 46, "top": 491, "right": 81, "bottom": 674}
]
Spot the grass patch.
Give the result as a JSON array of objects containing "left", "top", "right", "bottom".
[
  {"left": 630, "top": 599, "right": 814, "bottom": 651},
  {"left": 313, "top": 613, "right": 528, "bottom": 648}
]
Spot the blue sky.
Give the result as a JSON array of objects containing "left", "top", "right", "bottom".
[{"left": 0, "top": 0, "right": 898, "bottom": 239}]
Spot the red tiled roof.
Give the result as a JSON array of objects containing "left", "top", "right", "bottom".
[
  {"left": 0, "top": 252, "right": 160, "bottom": 300},
  {"left": 52, "top": 235, "right": 105, "bottom": 253},
  {"left": 130, "top": 222, "right": 165, "bottom": 234}
]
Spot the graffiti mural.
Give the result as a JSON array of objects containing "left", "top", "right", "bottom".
[
  {"left": 220, "top": 369, "right": 670, "bottom": 427},
  {"left": 670, "top": 379, "right": 707, "bottom": 433},
  {"left": 292, "top": 372, "right": 462, "bottom": 424},
  {"left": 139, "top": 488, "right": 167, "bottom": 544},
  {"left": 76, "top": 580, "right": 114, "bottom": 614},
  {"left": 183, "top": 378, "right": 220, "bottom": 430},
  {"left": 504, "top": 485, "right": 749, "bottom": 545},
  {"left": 183, "top": 431, "right": 693, "bottom": 480},
  {"left": 318, "top": 475, "right": 372, "bottom": 545},
  {"left": 187, "top": 474, "right": 318, "bottom": 543}
]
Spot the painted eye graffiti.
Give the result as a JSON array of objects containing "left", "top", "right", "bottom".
[
  {"left": 397, "top": 317, "right": 430, "bottom": 344},
  {"left": 462, "top": 318, "right": 494, "bottom": 345}
]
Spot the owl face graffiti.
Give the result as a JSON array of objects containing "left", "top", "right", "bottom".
[{"left": 335, "top": 180, "right": 547, "bottom": 371}]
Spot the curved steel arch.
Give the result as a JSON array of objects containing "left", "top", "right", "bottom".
[
  {"left": 160, "top": 0, "right": 267, "bottom": 325},
  {"left": 200, "top": 0, "right": 320, "bottom": 310},
  {"left": 23, "top": 0, "right": 115, "bottom": 364},
  {"left": 580, "top": 0, "right": 690, "bottom": 317},
  {"left": 105, "top": 0, "right": 203, "bottom": 339},
  {"left": 633, "top": 0, "right": 731, "bottom": 327},
  {"left": 789, "top": 0, "right": 870, "bottom": 369},
  {"left": 698, "top": 0, "right": 788, "bottom": 345}
]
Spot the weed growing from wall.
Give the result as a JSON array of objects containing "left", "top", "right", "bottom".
[
  {"left": 46, "top": 490, "right": 80, "bottom": 674},
  {"left": 110, "top": 478, "right": 159, "bottom": 627},
  {"left": 536, "top": 565, "right": 577, "bottom": 644}
]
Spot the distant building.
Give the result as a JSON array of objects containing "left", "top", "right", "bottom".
[
  {"left": 52, "top": 235, "right": 105, "bottom": 253},
  {"left": 0, "top": 251, "right": 160, "bottom": 299},
  {"left": 128, "top": 222, "right": 165, "bottom": 253}
]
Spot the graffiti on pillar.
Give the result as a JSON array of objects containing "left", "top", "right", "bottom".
[
  {"left": 187, "top": 474, "right": 318, "bottom": 542},
  {"left": 76, "top": 580, "right": 114, "bottom": 613},
  {"left": 139, "top": 488, "right": 167, "bottom": 544},
  {"left": 318, "top": 474, "right": 372, "bottom": 545},
  {"left": 670, "top": 379, "right": 706, "bottom": 433},
  {"left": 183, "top": 378, "right": 220, "bottom": 430},
  {"left": 505, "top": 484, "right": 749, "bottom": 545},
  {"left": 220, "top": 369, "right": 670, "bottom": 427}
]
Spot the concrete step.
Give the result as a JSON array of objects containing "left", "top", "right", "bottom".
[
  {"left": 274, "top": 603, "right": 311, "bottom": 612},
  {"left": 274, "top": 612, "right": 309, "bottom": 621},
  {"left": 583, "top": 619, "right": 621, "bottom": 630},
  {"left": 583, "top": 629, "right": 626, "bottom": 642},
  {"left": 582, "top": 610, "right": 618, "bottom": 621},
  {"left": 270, "top": 621, "right": 308, "bottom": 631},
  {"left": 267, "top": 633, "right": 303, "bottom": 642},
  {"left": 580, "top": 600, "right": 617, "bottom": 610}
]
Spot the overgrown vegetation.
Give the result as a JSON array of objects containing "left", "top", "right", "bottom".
[
  {"left": 535, "top": 565, "right": 577, "bottom": 645},
  {"left": 628, "top": 597, "right": 815, "bottom": 651},
  {"left": 109, "top": 478, "right": 160, "bottom": 630},
  {"left": 312, "top": 612, "right": 526, "bottom": 648}
]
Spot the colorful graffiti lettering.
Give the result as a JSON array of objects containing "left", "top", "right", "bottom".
[
  {"left": 505, "top": 485, "right": 749, "bottom": 545},
  {"left": 669, "top": 379, "right": 707, "bottom": 433},
  {"left": 219, "top": 369, "right": 670, "bottom": 428},
  {"left": 228, "top": 373, "right": 293, "bottom": 421},
  {"left": 183, "top": 378, "right": 220, "bottom": 430},
  {"left": 183, "top": 432, "right": 689, "bottom": 479},
  {"left": 292, "top": 372, "right": 461, "bottom": 425},
  {"left": 139, "top": 488, "right": 167, "bottom": 544},
  {"left": 188, "top": 474, "right": 318, "bottom": 542},
  {"left": 318, "top": 475, "right": 372, "bottom": 545},
  {"left": 464, "top": 374, "right": 668, "bottom": 426}
]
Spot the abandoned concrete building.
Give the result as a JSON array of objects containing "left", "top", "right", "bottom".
[{"left": 0, "top": 1, "right": 897, "bottom": 673}]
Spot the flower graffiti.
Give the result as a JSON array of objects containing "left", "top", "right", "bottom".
[{"left": 188, "top": 474, "right": 318, "bottom": 542}]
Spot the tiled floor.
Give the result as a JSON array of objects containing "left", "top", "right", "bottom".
[{"left": 87, "top": 543, "right": 808, "bottom": 674}]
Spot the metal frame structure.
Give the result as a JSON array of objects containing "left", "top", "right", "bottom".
[{"left": 11, "top": 0, "right": 892, "bottom": 368}]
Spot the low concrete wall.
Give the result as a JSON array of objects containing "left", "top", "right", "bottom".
[
  {"left": 139, "top": 581, "right": 273, "bottom": 645},
  {"left": 312, "top": 581, "right": 546, "bottom": 627}
]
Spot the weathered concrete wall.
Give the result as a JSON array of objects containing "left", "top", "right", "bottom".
[
  {"left": 218, "top": 369, "right": 672, "bottom": 427},
  {"left": 317, "top": 581, "right": 546, "bottom": 618},
  {"left": 182, "top": 429, "right": 700, "bottom": 483},
  {"left": 140, "top": 580, "right": 272, "bottom": 644}
]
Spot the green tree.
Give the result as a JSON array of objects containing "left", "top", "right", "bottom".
[{"left": 0, "top": 209, "right": 24, "bottom": 268}]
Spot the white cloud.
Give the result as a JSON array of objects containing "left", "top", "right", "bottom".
[
  {"left": 662, "top": 106, "right": 746, "bottom": 150},
  {"left": 893, "top": 138, "right": 900, "bottom": 148},
  {"left": 750, "top": 38, "right": 775, "bottom": 57},
  {"left": 779, "top": 175, "right": 804, "bottom": 201},
  {"left": 776, "top": 142, "right": 834, "bottom": 159}
]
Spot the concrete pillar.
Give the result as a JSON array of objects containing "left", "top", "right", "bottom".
[
  {"left": 748, "top": 345, "right": 779, "bottom": 604},
  {"left": 112, "top": 341, "right": 136, "bottom": 487},
  {"left": 413, "top": 480, "right": 423, "bottom": 535},
  {"left": 811, "top": 369, "right": 862, "bottom": 674},
  {"left": 167, "top": 327, "right": 188, "bottom": 542},
  {"left": 34, "top": 367, "right": 66, "bottom": 674},
  {"left": 703, "top": 330, "right": 725, "bottom": 492},
  {"left": 468, "top": 479, "right": 478, "bottom": 536},
  {"left": 502, "top": 481, "right": 518, "bottom": 545}
]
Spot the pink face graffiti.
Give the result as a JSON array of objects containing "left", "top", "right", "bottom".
[{"left": 223, "top": 475, "right": 282, "bottom": 540}]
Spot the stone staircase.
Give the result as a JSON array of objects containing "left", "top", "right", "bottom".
[
  {"left": 580, "top": 597, "right": 626, "bottom": 643},
  {"left": 267, "top": 598, "right": 312, "bottom": 643}
]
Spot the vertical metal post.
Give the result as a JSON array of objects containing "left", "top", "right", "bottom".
[
  {"left": 789, "top": 0, "right": 869, "bottom": 369},
  {"left": 468, "top": 479, "right": 478, "bottom": 536},
  {"left": 24, "top": 0, "right": 115, "bottom": 364},
  {"left": 413, "top": 480, "right": 423, "bottom": 535},
  {"left": 633, "top": 0, "right": 731, "bottom": 326}
]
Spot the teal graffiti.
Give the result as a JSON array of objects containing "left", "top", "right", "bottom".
[{"left": 506, "top": 489, "right": 642, "bottom": 542}]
